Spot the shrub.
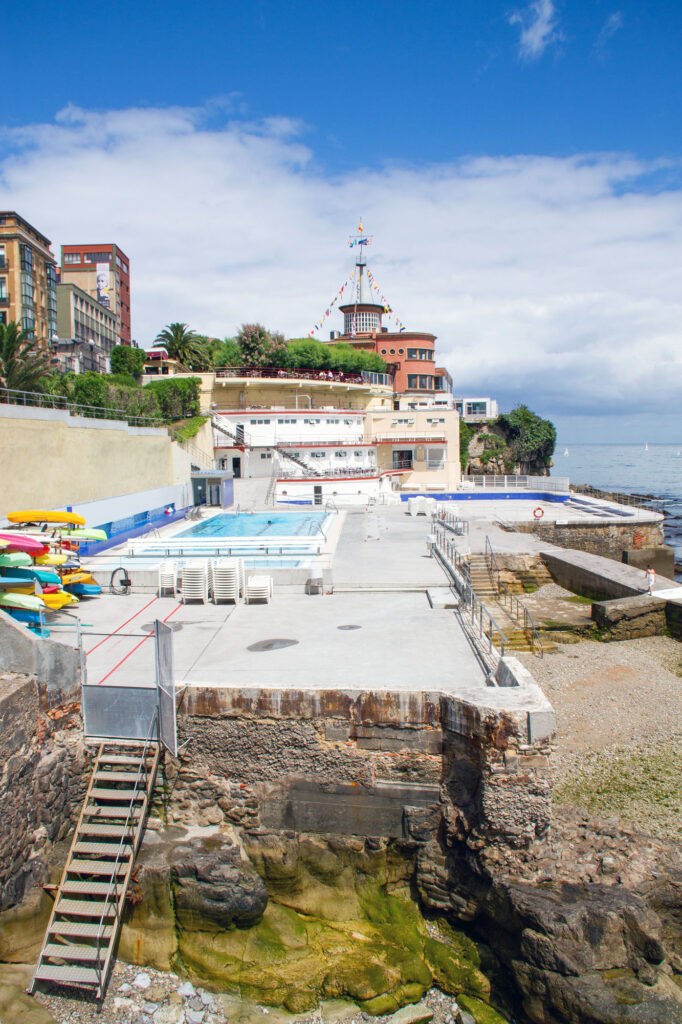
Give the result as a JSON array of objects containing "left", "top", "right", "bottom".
[
  {"left": 144, "top": 376, "right": 201, "bottom": 420},
  {"left": 110, "top": 345, "right": 146, "bottom": 378}
]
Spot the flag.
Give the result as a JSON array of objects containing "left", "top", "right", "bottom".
[{"left": 358, "top": 219, "right": 364, "bottom": 231}]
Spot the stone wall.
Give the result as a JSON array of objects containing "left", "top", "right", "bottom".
[
  {"left": 166, "top": 676, "right": 555, "bottom": 850},
  {"left": 0, "top": 673, "right": 90, "bottom": 911},
  {"left": 516, "top": 520, "right": 664, "bottom": 559}
]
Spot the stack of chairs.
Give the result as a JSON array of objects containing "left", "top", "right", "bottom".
[
  {"left": 210, "top": 558, "right": 242, "bottom": 604},
  {"left": 245, "top": 575, "right": 273, "bottom": 604},
  {"left": 158, "top": 560, "right": 178, "bottom": 597},
  {"left": 181, "top": 561, "right": 209, "bottom": 603}
]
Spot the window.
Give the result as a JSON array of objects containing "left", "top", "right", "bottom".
[
  {"left": 260, "top": 452, "right": 272, "bottom": 460},
  {"left": 419, "top": 375, "right": 429, "bottom": 389},
  {"left": 392, "top": 450, "right": 413, "bottom": 470},
  {"left": 427, "top": 448, "right": 445, "bottom": 469},
  {"left": 0, "top": 278, "right": 6, "bottom": 299},
  {"left": 83, "top": 251, "right": 112, "bottom": 263},
  {"left": 354, "top": 451, "right": 363, "bottom": 458},
  {"left": 390, "top": 349, "right": 395, "bottom": 354},
  {"left": 63, "top": 253, "right": 81, "bottom": 264},
  {"left": 466, "top": 402, "right": 488, "bottom": 416},
  {"left": 407, "top": 375, "right": 418, "bottom": 388},
  {"left": 334, "top": 451, "right": 348, "bottom": 458},
  {"left": 311, "top": 451, "right": 326, "bottom": 459},
  {"left": 398, "top": 348, "right": 404, "bottom": 354}
]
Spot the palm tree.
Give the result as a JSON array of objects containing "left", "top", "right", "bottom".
[
  {"left": 0, "top": 320, "right": 51, "bottom": 392},
  {"left": 154, "top": 322, "right": 207, "bottom": 369}
]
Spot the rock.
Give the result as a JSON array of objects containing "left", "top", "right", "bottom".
[
  {"left": 199, "top": 989, "right": 215, "bottom": 1007},
  {"left": 119, "top": 982, "right": 133, "bottom": 992},
  {"left": 134, "top": 971, "right": 152, "bottom": 989},
  {"left": 154, "top": 1005, "right": 186, "bottom": 1024},
  {"left": 178, "top": 981, "right": 197, "bottom": 998},
  {"left": 0, "top": 981, "right": 57, "bottom": 1024},
  {"left": 142, "top": 1002, "right": 160, "bottom": 1013},
  {"left": 186, "top": 1011, "right": 205, "bottom": 1024},
  {"left": 388, "top": 999, "right": 434, "bottom": 1024},
  {"left": 600, "top": 855, "right": 618, "bottom": 875},
  {"left": 171, "top": 837, "right": 268, "bottom": 932},
  {"left": 455, "top": 995, "right": 509, "bottom": 1023}
]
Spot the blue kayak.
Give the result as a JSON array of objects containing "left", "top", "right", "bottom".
[
  {"left": 67, "top": 583, "right": 102, "bottom": 596},
  {"left": 1, "top": 566, "right": 61, "bottom": 585}
]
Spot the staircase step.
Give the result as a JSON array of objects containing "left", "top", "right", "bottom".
[
  {"left": 94, "top": 771, "right": 144, "bottom": 783},
  {"left": 89, "top": 788, "right": 145, "bottom": 801},
  {"left": 67, "top": 860, "right": 129, "bottom": 875},
  {"left": 82, "top": 805, "right": 142, "bottom": 819},
  {"left": 76, "top": 824, "right": 133, "bottom": 838},
  {"left": 98, "top": 755, "right": 147, "bottom": 766},
  {"left": 43, "top": 943, "right": 105, "bottom": 963},
  {"left": 72, "top": 841, "right": 132, "bottom": 856},
  {"left": 49, "top": 921, "right": 113, "bottom": 940},
  {"left": 53, "top": 899, "right": 115, "bottom": 917},
  {"left": 61, "top": 880, "right": 121, "bottom": 896},
  {"left": 33, "top": 963, "right": 101, "bottom": 986}
]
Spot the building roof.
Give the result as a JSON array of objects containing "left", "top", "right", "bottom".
[{"left": 0, "top": 211, "right": 53, "bottom": 249}]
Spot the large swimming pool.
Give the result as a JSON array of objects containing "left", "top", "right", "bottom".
[{"left": 178, "top": 511, "right": 330, "bottom": 539}]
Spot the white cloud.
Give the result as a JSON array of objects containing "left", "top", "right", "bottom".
[
  {"left": 508, "top": 0, "right": 561, "bottom": 60},
  {"left": 1, "top": 104, "right": 681, "bottom": 431},
  {"left": 594, "top": 11, "right": 624, "bottom": 54}
]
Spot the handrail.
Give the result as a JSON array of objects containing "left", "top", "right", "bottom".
[
  {"left": 0, "top": 385, "right": 163, "bottom": 427},
  {"left": 484, "top": 535, "right": 544, "bottom": 658},
  {"left": 92, "top": 711, "right": 158, "bottom": 992},
  {"left": 432, "top": 524, "right": 508, "bottom": 665},
  {"left": 169, "top": 428, "right": 215, "bottom": 469}
]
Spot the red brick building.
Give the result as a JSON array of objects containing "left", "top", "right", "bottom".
[{"left": 59, "top": 243, "right": 132, "bottom": 346}]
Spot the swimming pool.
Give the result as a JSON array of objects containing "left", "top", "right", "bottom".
[{"left": 178, "top": 511, "right": 330, "bottom": 539}]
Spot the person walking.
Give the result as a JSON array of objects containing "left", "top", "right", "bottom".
[{"left": 644, "top": 564, "right": 656, "bottom": 596}]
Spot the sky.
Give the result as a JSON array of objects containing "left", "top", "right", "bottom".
[{"left": 1, "top": 0, "right": 681, "bottom": 443}]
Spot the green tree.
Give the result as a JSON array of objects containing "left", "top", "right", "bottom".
[
  {"left": 154, "top": 322, "right": 209, "bottom": 370},
  {"left": 237, "top": 323, "right": 287, "bottom": 367},
  {"left": 0, "top": 321, "right": 51, "bottom": 392},
  {"left": 212, "top": 337, "right": 242, "bottom": 367},
  {"left": 495, "top": 405, "right": 557, "bottom": 469},
  {"left": 459, "top": 419, "right": 472, "bottom": 472},
  {"left": 144, "top": 377, "right": 201, "bottom": 420},
  {"left": 110, "top": 344, "right": 146, "bottom": 378}
]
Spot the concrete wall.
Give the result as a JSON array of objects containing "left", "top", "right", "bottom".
[
  {"left": 517, "top": 520, "right": 664, "bottom": 559},
  {"left": 0, "top": 404, "right": 186, "bottom": 513},
  {"left": 0, "top": 611, "right": 82, "bottom": 705},
  {"left": 164, "top": 373, "right": 395, "bottom": 414}
]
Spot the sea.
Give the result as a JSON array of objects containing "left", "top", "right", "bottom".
[{"left": 553, "top": 444, "right": 682, "bottom": 577}]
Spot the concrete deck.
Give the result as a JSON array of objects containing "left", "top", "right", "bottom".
[{"left": 76, "top": 509, "right": 484, "bottom": 692}]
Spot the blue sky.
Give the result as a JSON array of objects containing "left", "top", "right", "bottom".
[{"left": 2, "top": 1, "right": 682, "bottom": 442}]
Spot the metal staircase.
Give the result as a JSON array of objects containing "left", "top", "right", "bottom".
[
  {"left": 211, "top": 416, "right": 324, "bottom": 477},
  {"left": 30, "top": 734, "right": 160, "bottom": 1001}
]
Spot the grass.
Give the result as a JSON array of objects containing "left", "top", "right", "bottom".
[
  {"left": 554, "top": 744, "right": 682, "bottom": 843},
  {"left": 565, "top": 594, "right": 593, "bottom": 604},
  {"left": 173, "top": 415, "right": 209, "bottom": 440}
]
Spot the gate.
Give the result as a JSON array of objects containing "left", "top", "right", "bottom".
[{"left": 81, "top": 620, "right": 178, "bottom": 756}]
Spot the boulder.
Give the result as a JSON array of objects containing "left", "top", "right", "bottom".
[{"left": 591, "top": 595, "right": 667, "bottom": 640}]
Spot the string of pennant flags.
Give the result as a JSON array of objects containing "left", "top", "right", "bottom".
[{"left": 307, "top": 265, "right": 407, "bottom": 337}]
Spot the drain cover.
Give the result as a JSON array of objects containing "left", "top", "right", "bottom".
[
  {"left": 337, "top": 624, "right": 361, "bottom": 631},
  {"left": 247, "top": 638, "right": 299, "bottom": 652},
  {"left": 140, "top": 621, "right": 183, "bottom": 633}
]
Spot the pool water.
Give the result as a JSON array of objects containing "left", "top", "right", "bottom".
[{"left": 178, "top": 511, "right": 329, "bottom": 539}]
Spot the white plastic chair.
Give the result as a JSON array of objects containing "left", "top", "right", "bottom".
[
  {"left": 245, "top": 574, "right": 273, "bottom": 604},
  {"left": 211, "top": 558, "right": 241, "bottom": 604},
  {"left": 181, "top": 560, "right": 208, "bottom": 603},
  {"left": 158, "top": 560, "right": 178, "bottom": 597}
]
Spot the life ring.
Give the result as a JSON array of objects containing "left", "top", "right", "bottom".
[{"left": 533, "top": 507, "right": 544, "bottom": 520}]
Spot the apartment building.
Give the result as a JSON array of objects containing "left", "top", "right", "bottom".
[
  {"left": 53, "top": 281, "right": 117, "bottom": 373},
  {"left": 0, "top": 211, "right": 58, "bottom": 346},
  {"left": 60, "top": 242, "right": 131, "bottom": 345}
]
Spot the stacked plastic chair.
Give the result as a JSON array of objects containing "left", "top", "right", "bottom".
[
  {"left": 245, "top": 574, "right": 273, "bottom": 604},
  {"left": 211, "top": 558, "right": 242, "bottom": 604},
  {"left": 158, "top": 560, "right": 178, "bottom": 597},
  {"left": 181, "top": 561, "right": 209, "bottom": 603}
]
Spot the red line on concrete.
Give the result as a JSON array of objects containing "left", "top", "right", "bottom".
[
  {"left": 96, "top": 602, "right": 182, "bottom": 686},
  {"left": 85, "top": 597, "right": 158, "bottom": 655}
]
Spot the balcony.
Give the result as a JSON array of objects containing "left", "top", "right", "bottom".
[
  {"left": 0, "top": 256, "right": 6, "bottom": 269},
  {"left": 0, "top": 295, "right": 8, "bottom": 307}
]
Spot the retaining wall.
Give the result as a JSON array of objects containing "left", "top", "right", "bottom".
[{"left": 518, "top": 520, "right": 664, "bottom": 559}]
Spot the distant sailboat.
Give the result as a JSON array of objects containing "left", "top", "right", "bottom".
[
  {"left": 645, "top": 443, "right": 649, "bottom": 451},
  {"left": 563, "top": 448, "right": 569, "bottom": 456}
]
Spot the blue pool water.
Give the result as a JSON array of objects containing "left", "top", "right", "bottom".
[{"left": 178, "top": 511, "right": 329, "bottom": 539}]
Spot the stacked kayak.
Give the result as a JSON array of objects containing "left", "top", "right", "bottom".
[{"left": 0, "top": 509, "right": 106, "bottom": 632}]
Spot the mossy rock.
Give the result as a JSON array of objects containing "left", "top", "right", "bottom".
[
  {"left": 424, "top": 937, "right": 490, "bottom": 1000},
  {"left": 457, "top": 994, "right": 509, "bottom": 1023},
  {"left": 120, "top": 862, "right": 178, "bottom": 970},
  {"left": 359, "top": 993, "right": 400, "bottom": 1016},
  {"left": 0, "top": 886, "right": 53, "bottom": 963}
]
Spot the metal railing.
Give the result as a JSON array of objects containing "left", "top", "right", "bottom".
[
  {"left": 484, "top": 536, "right": 543, "bottom": 658},
  {"left": 215, "top": 367, "right": 368, "bottom": 385},
  {"left": 432, "top": 524, "right": 507, "bottom": 664},
  {"left": 460, "top": 474, "right": 569, "bottom": 492},
  {"left": 277, "top": 466, "right": 378, "bottom": 479},
  {"left": 92, "top": 711, "right": 158, "bottom": 994},
  {"left": 571, "top": 484, "right": 666, "bottom": 510},
  {"left": 434, "top": 509, "right": 469, "bottom": 536},
  {"left": 127, "top": 534, "right": 324, "bottom": 557},
  {"left": 169, "top": 428, "right": 215, "bottom": 470},
  {"left": 0, "top": 385, "right": 163, "bottom": 427}
]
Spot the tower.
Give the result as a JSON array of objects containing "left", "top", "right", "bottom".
[{"left": 339, "top": 221, "right": 385, "bottom": 337}]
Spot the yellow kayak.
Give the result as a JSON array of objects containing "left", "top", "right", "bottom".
[
  {"left": 41, "top": 592, "right": 79, "bottom": 610},
  {"left": 35, "top": 553, "right": 69, "bottom": 566},
  {"left": 62, "top": 571, "right": 97, "bottom": 586},
  {"left": 7, "top": 510, "right": 86, "bottom": 526}
]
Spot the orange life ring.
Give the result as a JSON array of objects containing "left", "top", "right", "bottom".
[{"left": 533, "top": 507, "right": 544, "bottom": 520}]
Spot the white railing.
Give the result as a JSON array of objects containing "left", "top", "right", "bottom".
[
  {"left": 127, "top": 534, "right": 325, "bottom": 557},
  {"left": 432, "top": 524, "right": 508, "bottom": 667},
  {"left": 460, "top": 475, "right": 569, "bottom": 492}
]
